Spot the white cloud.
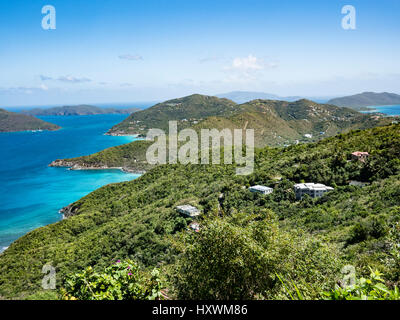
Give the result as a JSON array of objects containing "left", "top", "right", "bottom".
[
  {"left": 223, "top": 54, "right": 278, "bottom": 82},
  {"left": 230, "top": 54, "right": 264, "bottom": 72},
  {"left": 119, "top": 54, "right": 143, "bottom": 61},
  {"left": 57, "top": 75, "right": 92, "bottom": 83}
]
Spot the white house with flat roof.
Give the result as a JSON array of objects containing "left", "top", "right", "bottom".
[
  {"left": 176, "top": 205, "right": 201, "bottom": 218},
  {"left": 249, "top": 185, "right": 273, "bottom": 195},
  {"left": 294, "top": 183, "right": 334, "bottom": 200}
]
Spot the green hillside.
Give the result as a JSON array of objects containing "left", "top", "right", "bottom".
[
  {"left": 108, "top": 94, "right": 393, "bottom": 144},
  {"left": 49, "top": 140, "right": 154, "bottom": 173},
  {"left": 0, "top": 108, "right": 60, "bottom": 132},
  {"left": 49, "top": 96, "right": 394, "bottom": 173},
  {"left": 1, "top": 124, "right": 399, "bottom": 299},
  {"left": 193, "top": 99, "right": 392, "bottom": 147},
  {"left": 107, "top": 94, "right": 238, "bottom": 135}
]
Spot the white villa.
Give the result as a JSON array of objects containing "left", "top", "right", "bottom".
[
  {"left": 176, "top": 205, "right": 201, "bottom": 218},
  {"left": 294, "top": 183, "right": 334, "bottom": 200},
  {"left": 249, "top": 185, "right": 273, "bottom": 195}
]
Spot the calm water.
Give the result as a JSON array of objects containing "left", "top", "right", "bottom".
[
  {"left": 0, "top": 114, "right": 141, "bottom": 251},
  {"left": 361, "top": 104, "right": 400, "bottom": 116}
]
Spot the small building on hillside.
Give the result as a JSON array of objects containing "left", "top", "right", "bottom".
[
  {"left": 348, "top": 180, "right": 369, "bottom": 187},
  {"left": 176, "top": 205, "right": 201, "bottom": 218},
  {"left": 189, "top": 221, "right": 201, "bottom": 232},
  {"left": 249, "top": 185, "right": 273, "bottom": 195},
  {"left": 294, "top": 183, "right": 334, "bottom": 200},
  {"left": 351, "top": 151, "right": 370, "bottom": 162}
]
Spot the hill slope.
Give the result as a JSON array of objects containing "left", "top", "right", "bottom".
[
  {"left": 49, "top": 98, "right": 393, "bottom": 174},
  {"left": 1, "top": 124, "right": 399, "bottom": 299},
  {"left": 107, "top": 94, "right": 238, "bottom": 135},
  {"left": 20, "top": 105, "right": 140, "bottom": 116},
  {"left": 193, "top": 99, "right": 392, "bottom": 147},
  {"left": 0, "top": 108, "right": 60, "bottom": 132},
  {"left": 328, "top": 92, "right": 400, "bottom": 109}
]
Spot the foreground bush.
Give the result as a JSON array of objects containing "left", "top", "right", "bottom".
[
  {"left": 324, "top": 270, "right": 400, "bottom": 300},
  {"left": 171, "top": 212, "right": 341, "bottom": 300},
  {"left": 60, "top": 259, "right": 162, "bottom": 300}
]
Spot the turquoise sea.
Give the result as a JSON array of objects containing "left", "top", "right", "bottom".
[
  {"left": 361, "top": 104, "right": 400, "bottom": 116},
  {"left": 0, "top": 114, "right": 141, "bottom": 252}
]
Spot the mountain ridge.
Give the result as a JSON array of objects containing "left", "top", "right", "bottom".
[{"left": 216, "top": 91, "right": 303, "bottom": 103}]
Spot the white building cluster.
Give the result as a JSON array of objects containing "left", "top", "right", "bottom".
[
  {"left": 249, "top": 185, "right": 273, "bottom": 195},
  {"left": 294, "top": 183, "right": 334, "bottom": 200}
]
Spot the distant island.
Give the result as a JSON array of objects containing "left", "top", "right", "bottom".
[
  {"left": 0, "top": 108, "right": 61, "bottom": 133},
  {"left": 216, "top": 91, "right": 302, "bottom": 103},
  {"left": 328, "top": 92, "right": 400, "bottom": 109},
  {"left": 19, "top": 105, "right": 140, "bottom": 116}
]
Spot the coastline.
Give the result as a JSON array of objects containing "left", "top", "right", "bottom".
[
  {"left": 360, "top": 104, "right": 400, "bottom": 117},
  {"left": 0, "top": 127, "right": 61, "bottom": 134},
  {"left": 49, "top": 160, "right": 146, "bottom": 175},
  {"left": 105, "top": 131, "right": 146, "bottom": 138}
]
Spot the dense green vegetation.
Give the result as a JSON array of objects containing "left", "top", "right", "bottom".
[
  {"left": 328, "top": 91, "right": 400, "bottom": 109},
  {"left": 193, "top": 98, "right": 392, "bottom": 147},
  {"left": 50, "top": 95, "right": 394, "bottom": 173},
  {"left": 107, "top": 94, "right": 238, "bottom": 135},
  {"left": 20, "top": 105, "right": 140, "bottom": 116},
  {"left": 50, "top": 140, "right": 154, "bottom": 173},
  {"left": 324, "top": 270, "right": 400, "bottom": 300},
  {"left": 0, "top": 108, "right": 60, "bottom": 132},
  {"left": 60, "top": 259, "right": 162, "bottom": 300},
  {"left": 0, "top": 124, "right": 399, "bottom": 299},
  {"left": 109, "top": 94, "right": 392, "bottom": 142}
]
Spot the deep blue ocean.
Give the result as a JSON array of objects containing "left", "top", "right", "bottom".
[{"left": 0, "top": 114, "right": 142, "bottom": 252}]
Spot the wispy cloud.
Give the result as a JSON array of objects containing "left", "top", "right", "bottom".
[
  {"left": 120, "top": 82, "right": 133, "bottom": 87},
  {"left": 57, "top": 75, "right": 92, "bottom": 83},
  {"left": 118, "top": 54, "right": 143, "bottom": 61},
  {"left": 39, "top": 74, "right": 92, "bottom": 84},
  {"left": 39, "top": 75, "right": 53, "bottom": 81},
  {"left": 0, "top": 85, "right": 49, "bottom": 94}
]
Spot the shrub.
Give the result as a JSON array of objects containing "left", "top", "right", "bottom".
[
  {"left": 60, "top": 259, "right": 162, "bottom": 300},
  {"left": 324, "top": 270, "right": 400, "bottom": 300}
]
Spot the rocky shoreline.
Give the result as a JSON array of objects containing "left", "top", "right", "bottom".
[
  {"left": 49, "top": 159, "right": 146, "bottom": 175},
  {"left": 59, "top": 203, "right": 80, "bottom": 219},
  {"left": 105, "top": 131, "right": 146, "bottom": 138}
]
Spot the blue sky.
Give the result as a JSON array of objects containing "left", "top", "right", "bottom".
[{"left": 0, "top": 0, "right": 399, "bottom": 106}]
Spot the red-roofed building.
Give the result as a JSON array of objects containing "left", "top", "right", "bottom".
[{"left": 351, "top": 151, "right": 370, "bottom": 162}]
